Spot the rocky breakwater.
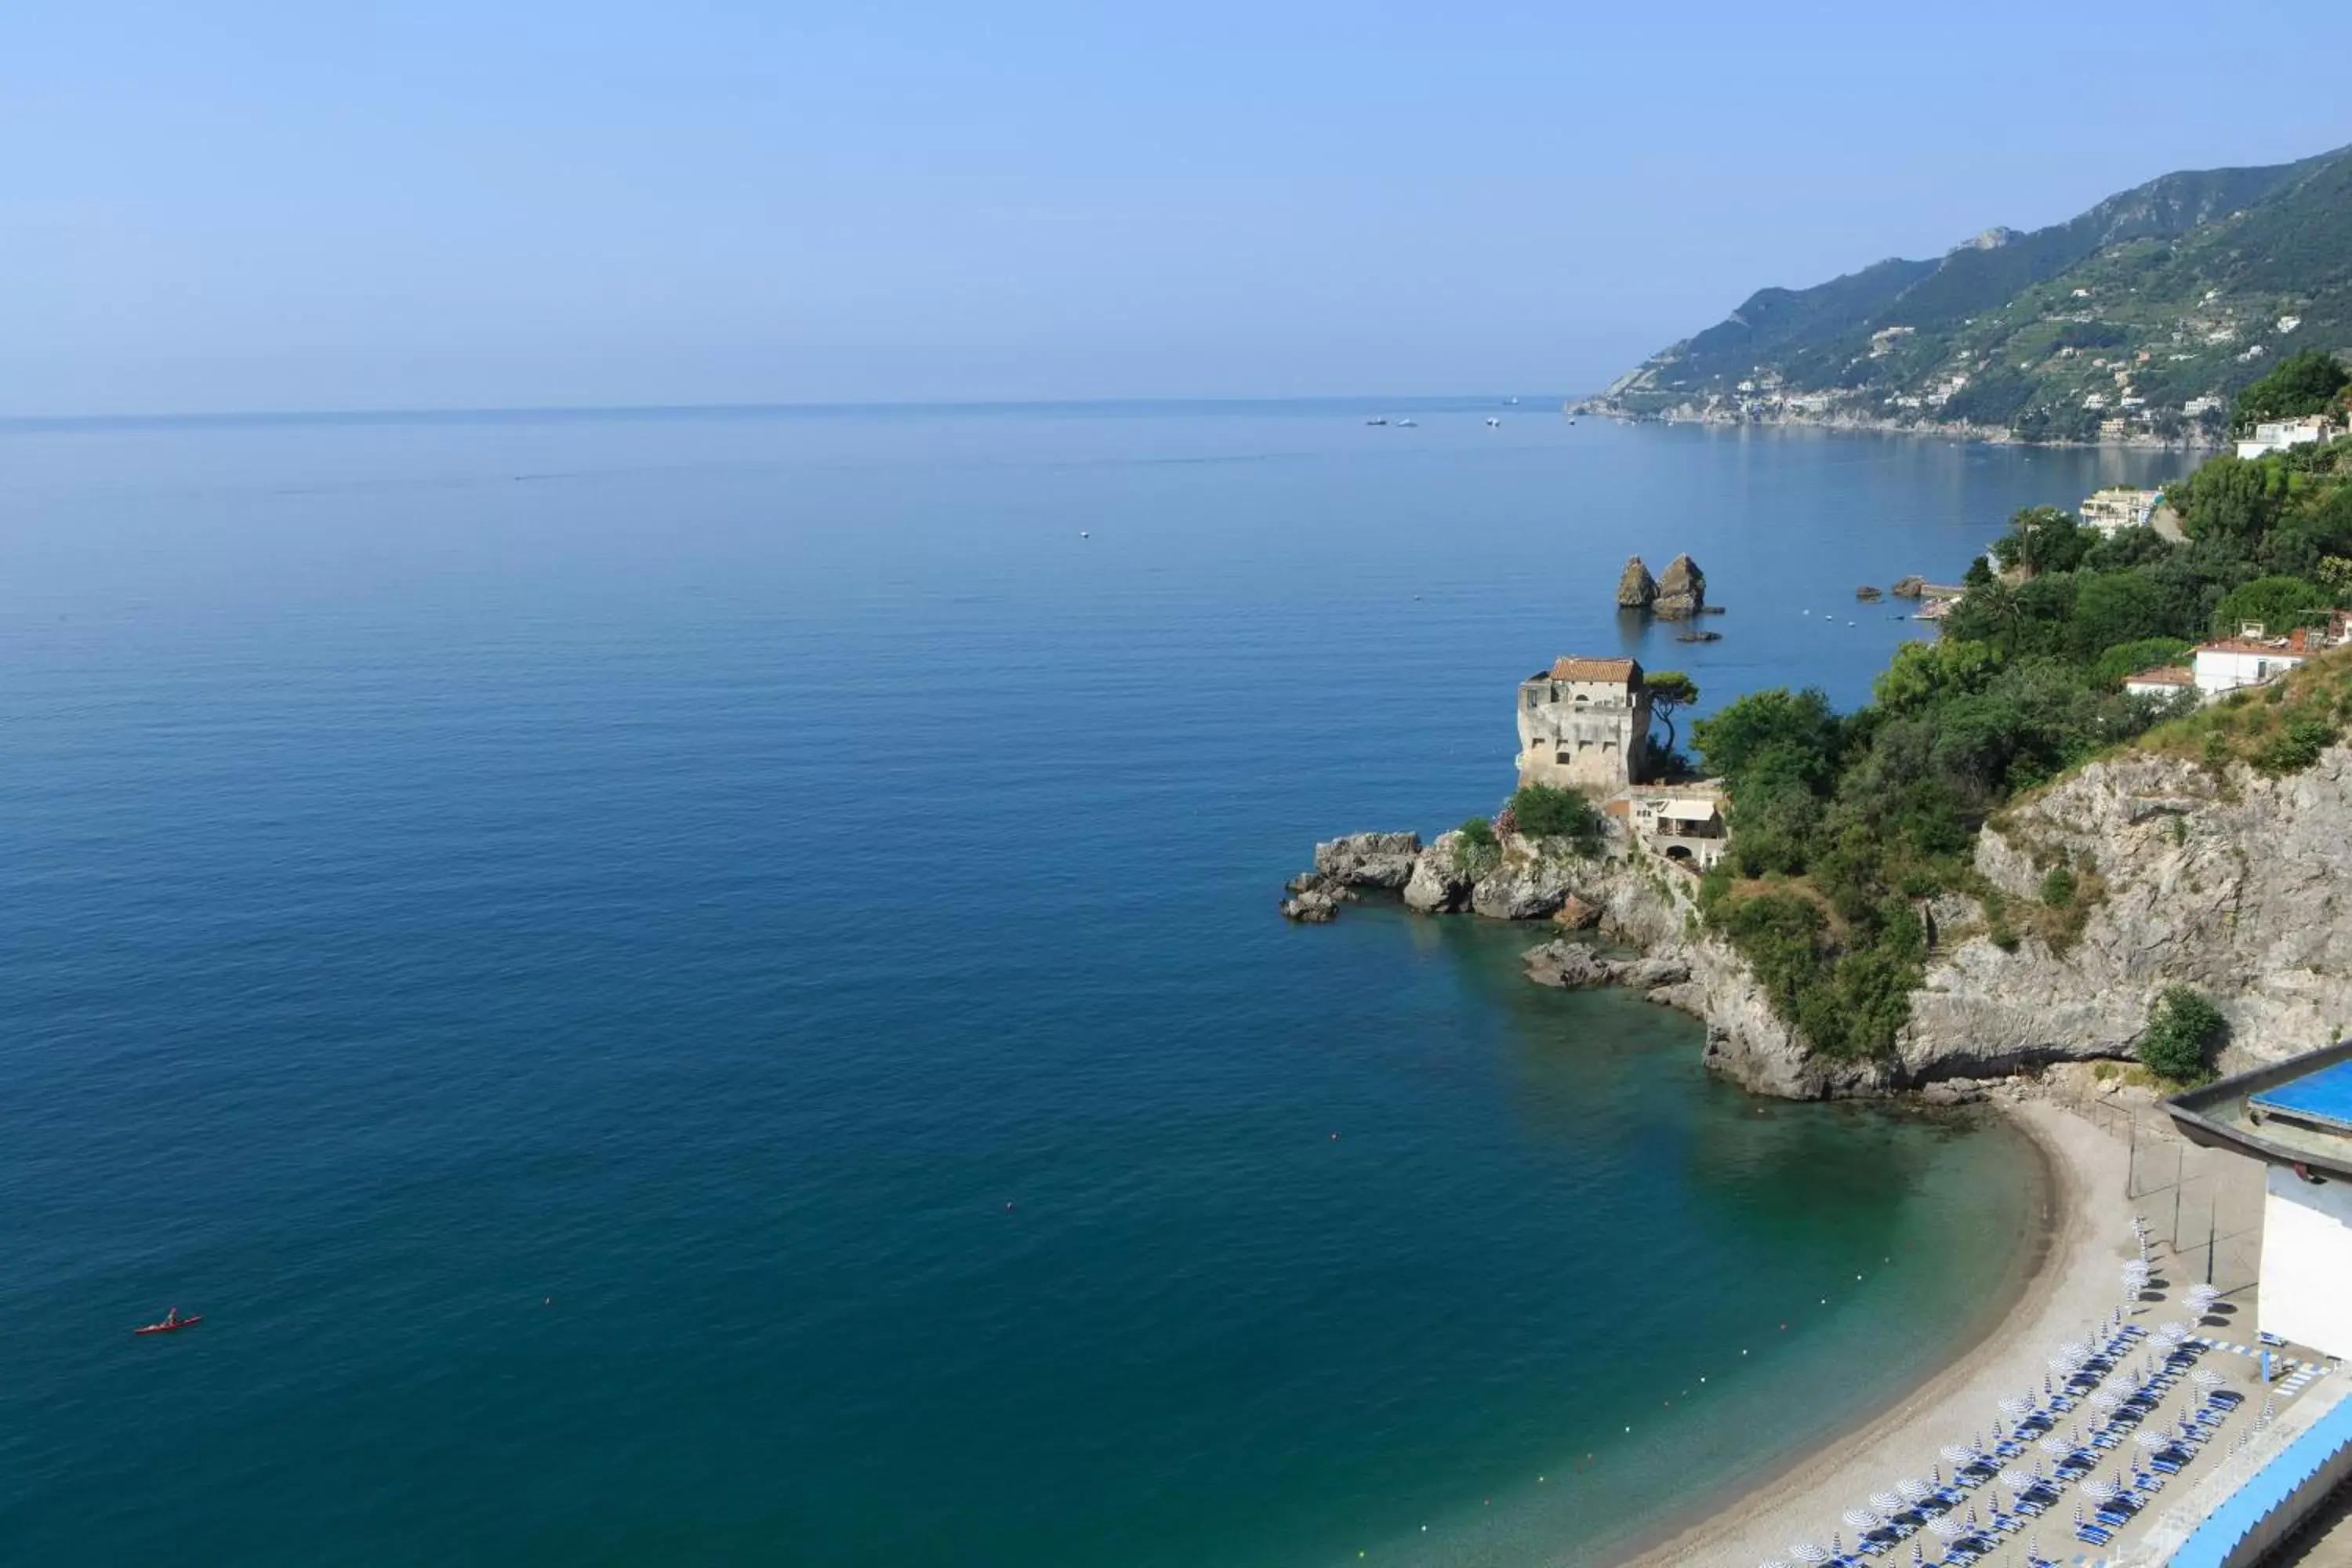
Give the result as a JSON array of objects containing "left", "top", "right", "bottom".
[
  {"left": 1896, "top": 742, "right": 2352, "bottom": 1080},
  {"left": 1283, "top": 824, "right": 1849, "bottom": 1094}
]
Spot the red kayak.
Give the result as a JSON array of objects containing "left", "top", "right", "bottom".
[{"left": 133, "top": 1314, "right": 201, "bottom": 1335}]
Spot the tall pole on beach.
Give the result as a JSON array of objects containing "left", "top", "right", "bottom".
[
  {"left": 2127, "top": 1113, "right": 2136, "bottom": 1198},
  {"left": 2207, "top": 1201, "right": 2217, "bottom": 1287},
  {"left": 2172, "top": 1146, "right": 2184, "bottom": 1252}
]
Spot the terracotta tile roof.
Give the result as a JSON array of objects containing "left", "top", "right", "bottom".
[
  {"left": 1548, "top": 655, "right": 1641, "bottom": 682},
  {"left": 2196, "top": 639, "right": 2309, "bottom": 658},
  {"left": 2126, "top": 666, "right": 2194, "bottom": 687}
]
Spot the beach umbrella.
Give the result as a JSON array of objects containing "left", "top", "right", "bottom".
[
  {"left": 1870, "top": 1491, "right": 1906, "bottom": 1515},
  {"left": 2158, "top": 1321, "right": 2190, "bottom": 1343},
  {"left": 2037, "top": 1436, "right": 2071, "bottom": 1457},
  {"left": 1940, "top": 1444, "right": 1977, "bottom": 1467},
  {"left": 1930, "top": 1461, "right": 1941, "bottom": 1486},
  {"left": 1788, "top": 1542, "right": 1828, "bottom": 1565},
  {"left": 1966, "top": 1503, "right": 1980, "bottom": 1526},
  {"left": 1998, "top": 1395, "right": 2034, "bottom": 1420},
  {"left": 2060, "top": 1339, "right": 2092, "bottom": 1362},
  {"left": 2042, "top": 1372, "right": 2055, "bottom": 1396},
  {"left": 1910, "top": 1544, "right": 1923, "bottom": 1566},
  {"left": 2081, "top": 1478, "right": 2119, "bottom": 1503},
  {"left": 2089, "top": 1391, "right": 2124, "bottom": 1411},
  {"left": 1999, "top": 1467, "right": 2032, "bottom": 1488},
  {"left": 1897, "top": 1478, "right": 1933, "bottom": 1504},
  {"left": 1926, "top": 1515, "right": 1966, "bottom": 1541},
  {"left": 2193, "top": 1368, "right": 2226, "bottom": 1388},
  {"left": 2134, "top": 1430, "right": 2169, "bottom": 1452},
  {"left": 1757, "top": 1561, "right": 1790, "bottom": 1568}
]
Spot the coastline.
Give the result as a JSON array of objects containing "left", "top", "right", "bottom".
[
  {"left": 1610, "top": 1096, "right": 2128, "bottom": 1567},
  {"left": 1566, "top": 404, "right": 2220, "bottom": 453}
]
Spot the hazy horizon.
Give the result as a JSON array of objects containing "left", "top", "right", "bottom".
[{"left": 9, "top": 0, "right": 2352, "bottom": 418}]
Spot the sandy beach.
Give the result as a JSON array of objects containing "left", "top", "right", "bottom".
[{"left": 1616, "top": 1097, "right": 2144, "bottom": 1568}]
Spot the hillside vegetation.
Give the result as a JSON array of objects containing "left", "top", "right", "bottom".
[
  {"left": 1595, "top": 146, "right": 2352, "bottom": 443},
  {"left": 1690, "top": 359, "right": 2352, "bottom": 1058}
]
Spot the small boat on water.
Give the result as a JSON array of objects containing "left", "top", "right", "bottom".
[
  {"left": 134, "top": 1309, "right": 201, "bottom": 1335},
  {"left": 1485, "top": 417, "right": 1501, "bottom": 427},
  {"left": 1364, "top": 416, "right": 1388, "bottom": 426},
  {"left": 1395, "top": 418, "right": 1417, "bottom": 428}
]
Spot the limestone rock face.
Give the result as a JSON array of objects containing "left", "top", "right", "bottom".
[
  {"left": 1652, "top": 554, "right": 1707, "bottom": 619},
  {"left": 1897, "top": 745, "right": 2352, "bottom": 1080},
  {"left": 1313, "top": 831, "right": 1421, "bottom": 889},
  {"left": 1403, "top": 832, "right": 1474, "bottom": 913},
  {"left": 1469, "top": 836, "right": 1581, "bottom": 920},
  {"left": 1552, "top": 895, "right": 1602, "bottom": 930},
  {"left": 1615, "top": 556, "right": 1657, "bottom": 610}
]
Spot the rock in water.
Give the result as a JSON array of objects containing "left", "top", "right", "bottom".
[
  {"left": 1402, "top": 831, "right": 1474, "bottom": 913},
  {"left": 1615, "top": 556, "right": 1657, "bottom": 610},
  {"left": 1523, "top": 939, "right": 1614, "bottom": 988},
  {"left": 1312, "top": 831, "right": 1421, "bottom": 888},
  {"left": 1280, "top": 889, "right": 1338, "bottom": 923},
  {"left": 1652, "top": 554, "right": 1707, "bottom": 619},
  {"left": 1889, "top": 574, "right": 1926, "bottom": 599},
  {"left": 1856, "top": 585, "right": 1883, "bottom": 601}
]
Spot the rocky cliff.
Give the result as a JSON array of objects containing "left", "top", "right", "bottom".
[
  {"left": 1287, "top": 742, "right": 2352, "bottom": 1098},
  {"left": 1896, "top": 744, "right": 2352, "bottom": 1080},
  {"left": 1291, "top": 826, "right": 1870, "bottom": 1097}
]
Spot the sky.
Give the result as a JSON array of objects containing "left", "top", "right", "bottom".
[{"left": 7, "top": 1, "right": 2352, "bottom": 416}]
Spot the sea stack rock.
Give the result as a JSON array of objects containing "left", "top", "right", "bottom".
[
  {"left": 1615, "top": 556, "right": 1657, "bottom": 610},
  {"left": 1653, "top": 554, "right": 1707, "bottom": 619}
]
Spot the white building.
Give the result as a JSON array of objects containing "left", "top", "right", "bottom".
[
  {"left": 2238, "top": 417, "right": 2335, "bottom": 460},
  {"left": 1624, "top": 783, "right": 1730, "bottom": 871},
  {"left": 2192, "top": 624, "right": 2315, "bottom": 696},
  {"left": 2169, "top": 1043, "right": 2352, "bottom": 1359},
  {"left": 2124, "top": 665, "right": 2195, "bottom": 700},
  {"left": 2080, "top": 486, "right": 2164, "bottom": 535}
]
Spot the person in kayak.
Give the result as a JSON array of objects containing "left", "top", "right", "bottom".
[{"left": 161, "top": 1308, "right": 180, "bottom": 1327}]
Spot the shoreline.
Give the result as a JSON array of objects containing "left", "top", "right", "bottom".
[
  {"left": 1610, "top": 1095, "right": 2129, "bottom": 1566},
  {"left": 1566, "top": 404, "right": 2220, "bottom": 452}
]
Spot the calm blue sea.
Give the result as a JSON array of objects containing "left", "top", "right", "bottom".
[{"left": 0, "top": 402, "right": 2174, "bottom": 1566}]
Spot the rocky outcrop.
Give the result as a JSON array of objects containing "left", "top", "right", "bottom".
[
  {"left": 1552, "top": 895, "right": 1602, "bottom": 930},
  {"left": 1469, "top": 839, "right": 1581, "bottom": 920},
  {"left": 1314, "top": 831, "right": 1421, "bottom": 888},
  {"left": 1280, "top": 888, "right": 1339, "bottom": 923},
  {"left": 1890, "top": 575, "right": 1926, "bottom": 598},
  {"left": 1403, "top": 831, "right": 1473, "bottom": 913},
  {"left": 1898, "top": 745, "right": 2352, "bottom": 1080},
  {"left": 1286, "top": 818, "right": 1889, "bottom": 1099},
  {"left": 1653, "top": 554, "right": 1707, "bottom": 619},
  {"left": 1616, "top": 556, "right": 1657, "bottom": 610}
]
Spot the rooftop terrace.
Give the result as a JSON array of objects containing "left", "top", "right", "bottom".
[{"left": 2169, "top": 1040, "right": 2352, "bottom": 1181}]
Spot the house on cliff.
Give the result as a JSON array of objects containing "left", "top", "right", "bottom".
[{"left": 1515, "top": 656, "right": 1650, "bottom": 790}]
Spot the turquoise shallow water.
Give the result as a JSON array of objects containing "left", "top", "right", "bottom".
[{"left": 0, "top": 404, "right": 2164, "bottom": 1565}]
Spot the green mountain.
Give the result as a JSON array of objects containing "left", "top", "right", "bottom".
[{"left": 1595, "top": 146, "right": 2352, "bottom": 441}]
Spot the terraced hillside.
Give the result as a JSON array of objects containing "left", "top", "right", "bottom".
[{"left": 1593, "top": 146, "right": 2352, "bottom": 442}]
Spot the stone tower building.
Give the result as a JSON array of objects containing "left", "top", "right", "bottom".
[{"left": 1515, "top": 656, "right": 1651, "bottom": 790}]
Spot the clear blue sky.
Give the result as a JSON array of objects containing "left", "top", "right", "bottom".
[{"left": 7, "top": 1, "right": 2350, "bottom": 415}]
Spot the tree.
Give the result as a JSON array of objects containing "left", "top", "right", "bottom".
[
  {"left": 1990, "top": 506, "right": 2092, "bottom": 577},
  {"left": 1644, "top": 670, "right": 1699, "bottom": 755},
  {"left": 1871, "top": 639, "right": 2001, "bottom": 713},
  {"left": 1692, "top": 687, "right": 1843, "bottom": 789},
  {"left": 2211, "top": 575, "right": 2332, "bottom": 637},
  {"left": 2176, "top": 455, "right": 2285, "bottom": 545},
  {"left": 2138, "top": 985, "right": 2226, "bottom": 1082},
  {"left": 2232, "top": 349, "right": 2350, "bottom": 428}
]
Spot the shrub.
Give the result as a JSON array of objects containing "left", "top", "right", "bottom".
[
  {"left": 2139, "top": 985, "right": 2227, "bottom": 1082},
  {"left": 1506, "top": 785, "right": 1602, "bottom": 853},
  {"left": 2249, "top": 717, "right": 2339, "bottom": 776},
  {"left": 2040, "top": 866, "right": 2078, "bottom": 907},
  {"left": 1452, "top": 816, "right": 1501, "bottom": 877}
]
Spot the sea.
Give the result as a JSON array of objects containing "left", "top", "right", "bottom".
[{"left": 0, "top": 401, "right": 2179, "bottom": 1566}]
